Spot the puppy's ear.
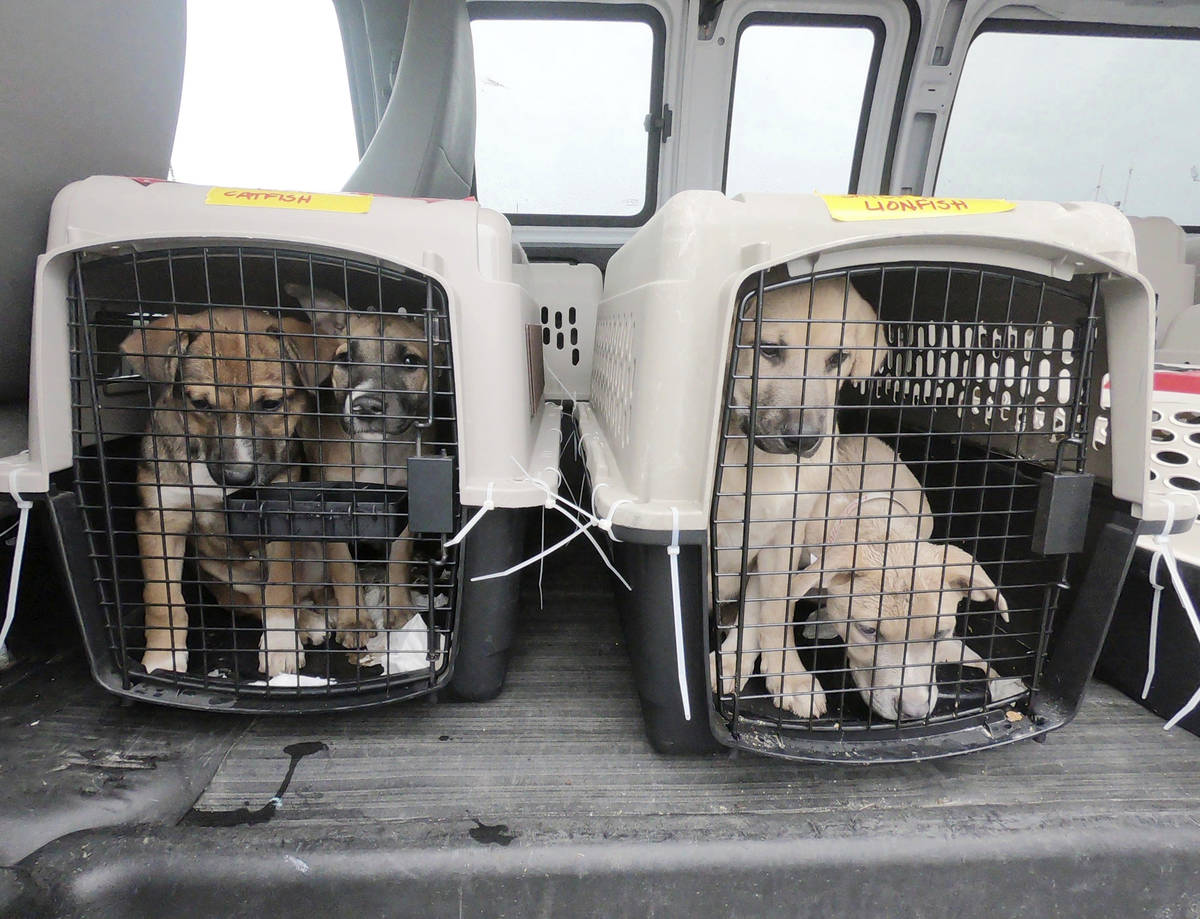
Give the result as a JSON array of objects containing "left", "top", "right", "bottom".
[
  {"left": 266, "top": 315, "right": 329, "bottom": 391},
  {"left": 845, "top": 290, "right": 889, "bottom": 378},
  {"left": 283, "top": 282, "right": 349, "bottom": 369},
  {"left": 120, "top": 313, "right": 203, "bottom": 384},
  {"left": 284, "top": 283, "right": 349, "bottom": 338},
  {"left": 939, "top": 544, "right": 1009, "bottom": 621}
]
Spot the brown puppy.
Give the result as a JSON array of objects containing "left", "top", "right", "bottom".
[
  {"left": 122, "top": 308, "right": 354, "bottom": 677},
  {"left": 284, "top": 284, "right": 436, "bottom": 650},
  {"left": 712, "top": 276, "right": 887, "bottom": 718}
]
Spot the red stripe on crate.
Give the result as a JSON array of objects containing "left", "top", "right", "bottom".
[{"left": 1154, "top": 371, "right": 1200, "bottom": 395}]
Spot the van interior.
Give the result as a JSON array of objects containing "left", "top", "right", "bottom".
[{"left": 1, "top": 0, "right": 1198, "bottom": 914}]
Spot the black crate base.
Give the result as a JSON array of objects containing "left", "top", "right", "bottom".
[{"left": 48, "top": 483, "right": 528, "bottom": 713}]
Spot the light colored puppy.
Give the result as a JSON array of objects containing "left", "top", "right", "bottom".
[
  {"left": 712, "top": 276, "right": 887, "bottom": 718},
  {"left": 795, "top": 437, "right": 1024, "bottom": 720}
]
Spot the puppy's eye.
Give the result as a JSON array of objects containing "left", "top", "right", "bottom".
[
  {"left": 188, "top": 396, "right": 212, "bottom": 411},
  {"left": 400, "top": 351, "right": 424, "bottom": 367},
  {"left": 825, "top": 350, "right": 852, "bottom": 372},
  {"left": 257, "top": 398, "right": 284, "bottom": 412},
  {"left": 758, "top": 342, "right": 785, "bottom": 362},
  {"left": 855, "top": 622, "right": 878, "bottom": 638}
]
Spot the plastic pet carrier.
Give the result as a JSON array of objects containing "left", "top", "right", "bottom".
[
  {"left": 577, "top": 191, "right": 1160, "bottom": 761},
  {"left": 31, "top": 176, "right": 561, "bottom": 712}
]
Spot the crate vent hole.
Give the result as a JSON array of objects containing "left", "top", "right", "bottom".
[
  {"left": 1168, "top": 475, "right": 1200, "bottom": 491},
  {"left": 1156, "top": 450, "right": 1190, "bottom": 466},
  {"left": 1152, "top": 428, "right": 1175, "bottom": 443},
  {"left": 1174, "top": 411, "right": 1200, "bottom": 426}
]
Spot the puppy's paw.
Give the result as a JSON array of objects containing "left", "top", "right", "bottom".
[
  {"left": 335, "top": 623, "right": 378, "bottom": 652},
  {"left": 988, "top": 675, "right": 1028, "bottom": 702},
  {"left": 296, "top": 607, "right": 330, "bottom": 647},
  {"left": 772, "top": 672, "right": 827, "bottom": 719},
  {"left": 142, "top": 648, "right": 189, "bottom": 674},
  {"left": 258, "top": 631, "right": 306, "bottom": 677},
  {"left": 709, "top": 651, "right": 746, "bottom": 696}
]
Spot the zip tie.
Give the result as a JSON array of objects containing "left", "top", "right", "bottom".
[
  {"left": 597, "top": 497, "right": 632, "bottom": 542},
  {"left": 471, "top": 459, "right": 632, "bottom": 589},
  {"left": 1140, "top": 492, "right": 1200, "bottom": 729},
  {"left": 1143, "top": 497, "right": 1178, "bottom": 700},
  {"left": 1143, "top": 550, "right": 1166, "bottom": 700},
  {"left": 0, "top": 469, "right": 33, "bottom": 658},
  {"left": 577, "top": 430, "right": 601, "bottom": 462},
  {"left": 543, "top": 358, "right": 579, "bottom": 405},
  {"left": 443, "top": 483, "right": 494, "bottom": 549},
  {"left": 668, "top": 507, "right": 691, "bottom": 721}
]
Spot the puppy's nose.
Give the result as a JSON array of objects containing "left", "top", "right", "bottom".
[
  {"left": 212, "top": 463, "right": 254, "bottom": 487},
  {"left": 795, "top": 434, "right": 821, "bottom": 457},
  {"left": 349, "top": 394, "right": 384, "bottom": 417}
]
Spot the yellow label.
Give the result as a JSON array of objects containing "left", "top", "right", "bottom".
[
  {"left": 821, "top": 194, "right": 1014, "bottom": 221},
  {"left": 204, "top": 187, "right": 372, "bottom": 213}
]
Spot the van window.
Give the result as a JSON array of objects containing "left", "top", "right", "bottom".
[
  {"left": 470, "top": 7, "right": 663, "bottom": 223},
  {"left": 724, "top": 19, "right": 880, "bottom": 197},
  {"left": 937, "top": 28, "right": 1200, "bottom": 226},
  {"left": 170, "top": 0, "right": 359, "bottom": 192}
]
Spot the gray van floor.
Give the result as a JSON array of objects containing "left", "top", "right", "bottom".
[
  {"left": 7, "top": 531, "right": 1200, "bottom": 915},
  {"left": 189, "top": 531, "right": 1200, "bottom": 848}
]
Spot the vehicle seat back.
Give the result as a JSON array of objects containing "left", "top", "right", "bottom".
[{"left": 341, "top": 0, "right": 475, "bottom": 199}]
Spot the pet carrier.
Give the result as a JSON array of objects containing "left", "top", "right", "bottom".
[
  {"left": 30, "top": 176, "right": 561, "bottom": 712},
  {"left": 577, "top": 190, "right": 1164, "bottom": 761}
]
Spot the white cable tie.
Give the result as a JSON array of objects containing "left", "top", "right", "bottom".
[
  {"left": 472, "top": 461, "right": 632, "bottom": 590},
  {"left": 668, "top": 507, "right": 691, "bottom": 721},
  {"left": 598, "top": 498, "right": 632, "bottom": 542},
  {"left": 1145, "top": 492, "right": 1200, "bottom": 730},
  {"left": 470, "top": 514, "right": 590, "bottom": 584},
  {"left": 1143, "top": 550, "right": 1165, "bottom": 699},
  {"left": 443, "top": 482, "right": 494, "bottom": 549},
  {"left": 0, "top": 469, "right": 33, "bottom": 656},
  {"left": 543, "top": 359, "right": 579, "bottom": 405},
  {"left": 1143, "top": 500, "right": 1178, "bottom": 698},
  {"left": 577, "top": 431, "right": 601, "bottom": 462}
]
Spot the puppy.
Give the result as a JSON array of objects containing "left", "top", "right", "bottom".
[
  {"left": 795, "top": 437, "right": 1021, "bottom": 720},
  {"left": 284, "top": 283, "right": 436, "bottom": 649},
  {"left": 712, "top": 277, "right": 888, "bottom": 718},
  {"left": 122, "top": 309, "right": 355, "bottom": 677}
]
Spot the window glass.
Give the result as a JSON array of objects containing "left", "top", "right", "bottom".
[
  {"left": 472, "top": 16, "right": 656, "bottom": 218},
  {"left": 725, "top": 23, "right": 878, "bottom": 197},
  {"left": 170, "top": 0, "right": 358, "bottom": 192},
  {"left": 938, "top": 31, "right": 1200, "bottom": 224}
]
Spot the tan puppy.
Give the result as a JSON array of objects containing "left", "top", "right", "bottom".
[
  {"left": 122, "top": 309, "right": 355, "bottom": 677},
  {"left": 712, "top": 276, "right": 888, "bottom": 718},
  {"left": 793, "top": 437, "right": 1021, "bottom": 720},
  {"left": 285, "top": 284, "right": 436, "bottom": 650}
]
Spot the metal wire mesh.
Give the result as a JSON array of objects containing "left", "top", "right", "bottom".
[
  {"left": 709, "top": 263, "right": 1100, "bottom": 742},
  {"left": 68, "top": 246, "right": 459, "bottom": 703}
]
